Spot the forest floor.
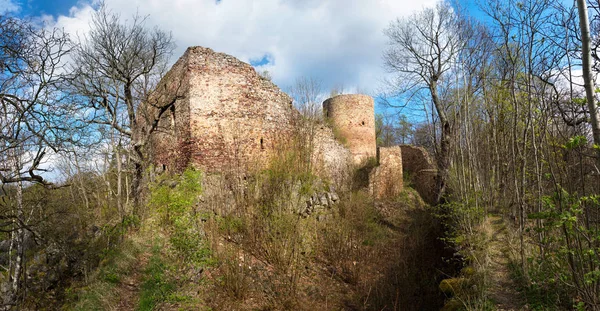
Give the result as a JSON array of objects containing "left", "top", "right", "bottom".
[{"left": 486, "top": 215, "right": 525, "bottom": 311}]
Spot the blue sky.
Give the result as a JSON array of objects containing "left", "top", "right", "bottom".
[
  {"left": 1, "top": 0, "right": 493, "bottom": 122},
  {"left": 21, "top": 0, "right": 76, "bottom": 16},
  {"left": 12, "top": 0, "right": 486, "bottom": 21}
]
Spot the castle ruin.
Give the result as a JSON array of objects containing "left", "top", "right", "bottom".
[
  {"left": 149, "top": 46, "right": 435, "bottom": 202},
  {"left": 323, "top": 94, "right": 376, "bottom": 164}
]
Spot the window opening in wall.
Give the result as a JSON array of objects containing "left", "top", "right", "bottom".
[
  {"left": 361, "top": 121, "right": 365, "bottom": 125},
  {"left": 260, "top": 138, "right": 264, "bottom": 150},
  {"left": 170, "top": 105, "right": 176, "bottom": 134},
  {"left": 162, "top": 164, "right": 166, "bottom": 171}
]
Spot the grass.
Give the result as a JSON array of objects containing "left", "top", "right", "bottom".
[
  {"left": 138, "top": 244, "right": 175, "bottom": 311},
  {"left": 66, "top": 239, "right": 142, "bottom": 310}
]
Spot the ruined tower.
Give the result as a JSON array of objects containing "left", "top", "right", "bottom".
[
  {"left": 150, "top": 46, "right": 298, "bottom": 172},
  {"left": 323, "top": 94, "right": 377, "bottom": 164}
]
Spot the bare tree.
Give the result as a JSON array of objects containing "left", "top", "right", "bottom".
[
  {"left": 70, "top": 3, "right": 181, "bottom": 213},
  {"left": 288, "top": 76, "right": 323, "bottom": 120},
  {"left": 383, "top": 1, "right": 472, "bottom": 204},
  {"left": 0, "top": 15, "right": 72, "bottom": 308}
]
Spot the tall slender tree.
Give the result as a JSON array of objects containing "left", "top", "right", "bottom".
[{"left": 383, "top": 1, "right": 472, "bottom": 204}]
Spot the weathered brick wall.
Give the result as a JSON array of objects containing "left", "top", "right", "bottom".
[
  {"left": 399, "top": 145, "right": 437, "bottom": 205},
  {"left": 185, "top": 47, "right": 299, "bottom": 172},
  {"left": 148, "top": 46, "right": 436, "bottom": 205},
  {"left": 148, "top": 51, "right": 192, "bottom": 172},
  {"left": 150, "top": 46, "right": 353, "bottom": 181},
  {"left": 150, "top": 47, "right": 299, "bottom": 173},
  {"left": 369, "top": 146, "right": 403, "bottom": 199},
  {"left": 323, "top": 94, "right": 376, "bottom": 164}
]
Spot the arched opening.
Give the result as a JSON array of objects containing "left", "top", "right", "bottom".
[
  {"left": 260, "top": 138, "right": 264, "bottom": 150},
  {"left": 361, "top": 121, "right": 365, "bottom": 126}
]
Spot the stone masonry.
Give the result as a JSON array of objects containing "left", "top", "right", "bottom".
[
  {"left": 369, "top": 146, "right": 403, "bottom": 199},
  {"left": 323, "top": 94, "right": 377, "bottom": 165},
  {"left": 150, "top": 47, "right": 350, "bottom": 184},
  {"left": 149, "top": 46, "right": 435, "bottom": 202},
  {"left": 151, "top": 47, "right": 297, "bottom": 173},
  {"left": 400, "top": 145, "right": 437, "bottom": 205}
]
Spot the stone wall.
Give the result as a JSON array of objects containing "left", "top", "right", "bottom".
[
  {"left": 311, "top": 125, "right": 353, "bottom": 188},
  {"left": 186, "top": 47, "right": 299, "bottom": 172},
  {"left": 151, "top": 47, "right": 300, "bottom": 173},
  {"left": 400, "top": 145, "right": 437, "bottom": 205},
  {"left": 148, "top": 51, "right": 192, "bottom": 172},
  {"left": 323, "top": 94, "right": 376, "bottom": 164},
  {"left": 148, "top": 46, "right": 438, "bottom": 205},
  {"left": 149, "top": 46, "right": 352, "bottom": 184},
  {"left": 369, "top": 146, "right": 403, "bottom": 199}
]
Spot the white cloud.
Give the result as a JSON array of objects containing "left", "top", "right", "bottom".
[
  {"left": 0, "top": 0, "right": 19, "bottom": 13},
  {"left": 46, "top": 0, "right": 439, "bottom": 94}
]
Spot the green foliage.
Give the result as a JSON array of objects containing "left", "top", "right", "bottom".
[
  {"left": 435, "top": 196, "right": 491, "bottom": 310},
  {"left": 563, "top": 135, "right": 588, "bottom": 150},
  {"left": 138, "top": 245, "right": 176, "bottom": 311},
  {"left": 437, "top": 200, "right": 486, "bottom": 250},
  {"left": 149, "top": 168, "right": 214, "bottom": 266},
  {"left": 66, "top": 239, "right": 142, "bottom": 310},
  {"left": 524, "top": 189, "right": 600, "bottom": 308}
]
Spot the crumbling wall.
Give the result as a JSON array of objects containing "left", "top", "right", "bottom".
[
  {"left": 186, "top": 47, "right": 299, "bottom": 172},
  {"left": 400, "top": 145, "right": 437, "bottom": 205},
  {"left": 369, "top": 146, "right": 403, "bottom": 199},
  {"left": 150, "top": 46, "right": 300, "bottom": 173},
  {"left": 323, "top": 94, "right": 376, "bottom": 164},
  {"left": 311, "top": 125, "right": 353, "bottom": 189},
  {"left": 148, "top": 52, "right": 192, "bottom": 172}
]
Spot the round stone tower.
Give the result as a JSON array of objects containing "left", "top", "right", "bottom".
[{"left": 323, "top": 94, "right": 376, "bottom": 164}]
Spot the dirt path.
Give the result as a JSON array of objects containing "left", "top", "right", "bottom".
[
  {"left": 116, "top": 251, "right": 150, "bottom": 310},
  {"left": 486, "top": 215, "right": 523, "bottom": 311}
]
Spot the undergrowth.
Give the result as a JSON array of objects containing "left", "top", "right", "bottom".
[
  {"left": 137, "top": 243, "right": 175, "bottom": 311},
  {"left": 66, "top": 238, "right": 142, "bottom": 310}
]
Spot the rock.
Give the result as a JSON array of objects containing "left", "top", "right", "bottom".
[
  {"left": 326, "top": 193, "right": 334, "bottom": 206},
  {"left": 319, "top": 194, "right": 329, "bottom": 206}
]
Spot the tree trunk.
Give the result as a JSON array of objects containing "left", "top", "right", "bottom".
[
  {"left": 131, "top": 143, "right": 145, "bottom": 216},
  {"left": 430, "top": 81, "right": 452, "bottom": 205},
  {"left": 577, "top": 0, "right": 600, "bottom": 166},
  {"left": 6, "top": 152, "right": 24, "bottom": 308}
]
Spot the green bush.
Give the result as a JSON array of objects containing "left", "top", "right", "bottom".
[{"left": 149, "top": 168, "right": 214, "bottom": 266}]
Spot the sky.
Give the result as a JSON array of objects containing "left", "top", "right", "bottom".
[{"left": 0, "top": 0, "right": 447, "bottom": 101}]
